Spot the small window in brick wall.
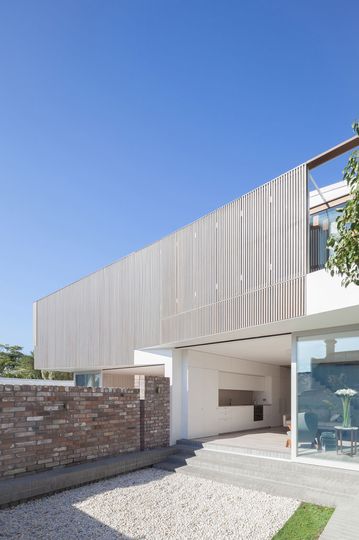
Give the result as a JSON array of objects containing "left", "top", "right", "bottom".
[{"left": 75, "top": 373, "right": 100, "bottom": 387}]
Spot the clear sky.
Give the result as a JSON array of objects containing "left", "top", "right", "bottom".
[{"left": 0, "top": 1, "right": 358, "bottom": 353}]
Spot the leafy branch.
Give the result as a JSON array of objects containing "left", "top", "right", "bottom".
[{"left": 325, "top": 122, "right": 359, "bottom": 287}]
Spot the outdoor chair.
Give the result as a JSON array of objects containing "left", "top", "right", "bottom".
[
  {"left": 298, "top": 411, "right": 318, "bottom": 447},
  {"left": 285, "top": 412, "right": 319, "bottom": 449}
]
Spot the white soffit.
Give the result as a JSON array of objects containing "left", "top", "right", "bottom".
[
  {"left": 309, "top": 180, "right": 349, "bottom": 208},
  {"left": 103, "top": 364, "right": 165, "bottom": 376},
  {"left": 188, "top": 334, "right": 292, "bottom": 366}
]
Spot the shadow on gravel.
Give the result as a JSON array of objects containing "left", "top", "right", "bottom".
[{"left": 0, "top": 468, "right": 173, "bottom": 540}]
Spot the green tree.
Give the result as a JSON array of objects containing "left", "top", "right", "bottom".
[
  {"left": 0, "top": 344, "right": 72, "bottom": 380},
  {"left": 0, "top": 344, "right": 42, "bottom": 378},
  {"left": 326, "top": 122, "right": 359, "bottom": 286},
  {"left": 41, "top": 369, "right": 73, "bottom": 381},
  {"left": 0, "top": 344, "right": 22, "bottom": 374}
]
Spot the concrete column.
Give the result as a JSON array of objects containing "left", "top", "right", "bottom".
[{"left": 170, "top": 349, "right": 189, "bottom": 444}]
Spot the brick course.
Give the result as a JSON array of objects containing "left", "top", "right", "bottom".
[{"left": 0, "top": 377, "right": 170, "bottom": 479}]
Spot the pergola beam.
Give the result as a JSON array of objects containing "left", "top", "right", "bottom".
[{"left": 307, "top": 135, "right": 359, "bottom": 170}]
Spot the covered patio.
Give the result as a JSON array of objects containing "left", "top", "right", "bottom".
[
  {"left": 178, "top": 334, "right": 292, "bottom": 458},
  {"left": 194, "top": 426, "right": 291, "bottom": 460}
]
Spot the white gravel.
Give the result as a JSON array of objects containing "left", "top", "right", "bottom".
[{"left": 0, "top": 468, "right": 299, "bottom": 539}]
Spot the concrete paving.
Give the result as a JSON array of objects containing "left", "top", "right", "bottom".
[
  {"left": 194, "top": 427, "right": 291, "bottom": 459},
  {"left": 320, "top": 499, "right": 359, "bottom": 540}
]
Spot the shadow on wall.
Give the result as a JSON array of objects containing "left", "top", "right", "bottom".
[{"left": 0, "top": 469, "right": 173, "bottom": 539}]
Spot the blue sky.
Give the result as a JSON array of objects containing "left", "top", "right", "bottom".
[{"left": 0, "top": 1, "right": 358, "bottom": 353}]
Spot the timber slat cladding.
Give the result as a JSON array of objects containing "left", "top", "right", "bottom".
[
  {"left": 160, "top": 164, "right": 307, "bottom": 342},
  {"left": 35, "top": 165, "right": 307, "bottom": 369}
]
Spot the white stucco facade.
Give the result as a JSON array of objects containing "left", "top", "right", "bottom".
[{"left": 307, "top": 270, "right": 359, "bottom": 315}]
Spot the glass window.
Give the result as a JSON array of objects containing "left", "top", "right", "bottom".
[
  {"left": 309, "top": 205, "right": 343, "bottom": 272},
  {"left": 75, "top": 372, "right": 100, "bottom": 387},
  {"left": 296, "top": 330, "right": 359, "bottom": 465}
]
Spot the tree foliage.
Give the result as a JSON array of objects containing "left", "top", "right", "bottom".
[
  {"left": 326, "top": 122, "right": 359, "bottom": 287},
  {"left": 0, "top": 344, "right": 72, "bottom": 380},
  {"left": 0, "top": 344, "right": 42, "bottom": 379},
  {"left": 41, "top": 369, "right": 73, "bottom": 381}
]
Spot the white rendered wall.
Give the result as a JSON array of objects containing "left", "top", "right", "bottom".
[
  {"left": 182, "top": 349, "right": 288, "bottom": 439},
  {"left": 307, "top": 270, "right": 359, "bottom": 315},
  {"left": 134, "top": 349, "right": 173, "bottom": 378},
  {"left": 218, "top": 371, "right": 265, "bottom": 391}
]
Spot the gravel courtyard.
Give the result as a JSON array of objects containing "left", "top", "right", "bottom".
[{"left": 0, "top": 468, "right": 299, "bottom": 540}]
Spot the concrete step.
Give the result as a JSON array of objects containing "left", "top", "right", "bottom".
[
  {"left": 154, "top": 441, "right": 199, "bottom": 472},
  {"left": 175, "top": 442, "right": 359, "bottom": 484},
  {"left": 196, "top": 447, "right": 354, "bottom": 474},
  {"left": 178, "top": 437, "right": 290, "bottom": 460},
  {"left": 155, "top": 446, "right": 359, "bottom": 502},
  {"left": 153, "top": 460, "right": 180, "bottom": 472},
  {"left": 189, "top": 448, "right": 359, "bottom": 489},
  {"left": 175, "top": 464, "right": 344, "bottom": 507},
  {"left": 153, "top": 452, "right": 194, "bottom": 470},
  {"left": 176, "top": 439, "right": 204, "bottom": 450},
  {"left": 203, "top": 441, "right": 290, "bottom": 460},
  {"left": 175, "top": 464, "right": 348, "bottom": 508},
  {"left": 184, "top": 452, "right": 355, "bottom": 497}
]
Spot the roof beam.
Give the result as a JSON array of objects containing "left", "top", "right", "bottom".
[{"left": 307, "top": 135, "right": 359, "bottom": 170}]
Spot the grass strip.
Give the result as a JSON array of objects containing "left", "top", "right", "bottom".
[{"left": 272, "top": 502, "right": 334, "bottom": 540}]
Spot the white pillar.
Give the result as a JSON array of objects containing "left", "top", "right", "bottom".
[
  {"left": 170, "top": 349, "right": 189, "bottom": 444},
  {"left": 134, "top": 348, "right": 189, "bottom": 445},
  {"left": 291, "top": 334, "right": 297, "bottom": 460}
]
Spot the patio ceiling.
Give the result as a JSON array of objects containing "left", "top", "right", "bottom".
[{"left": 187, "top": 333, "right": 292, "bottom": 366}]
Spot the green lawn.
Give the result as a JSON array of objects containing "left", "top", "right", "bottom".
[{"left": 272, "top": 502, "right": 334, "bottom": 540}]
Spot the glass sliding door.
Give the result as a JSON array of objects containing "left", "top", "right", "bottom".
[{"left": 296, "top": 329, "right": 359, "bottom": 465}]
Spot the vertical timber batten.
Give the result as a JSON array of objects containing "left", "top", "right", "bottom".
[
  {"left": 35, "top": 165, "right": 307, "bottom": 370},
  {"left": 160, "top": 163, "right": 307, "bottom": 342}
]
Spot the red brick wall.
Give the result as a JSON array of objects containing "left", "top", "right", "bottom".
[
  {"left": 0, "top": 377, "right": 170, "bottom": 479},
  {"left": 135, "top": 376, "right": 170, "bottom": 450},
  {"left": 0, "top": 385, "right": 140, "bottom": 478}
]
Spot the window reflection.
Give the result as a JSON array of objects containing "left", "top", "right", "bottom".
[
  {"left": 297, "top": 330, "right": 359, "bottom": 465},
  {"left": 309, "top": 205, "right": 342, "bottom": 272},
  {"left": 75, "top": 372, "right": 101, "bottom": 387}
]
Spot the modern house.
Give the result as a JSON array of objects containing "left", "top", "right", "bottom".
[{"left": 34, "top": 135, "right": 359, "bottom": 470}]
